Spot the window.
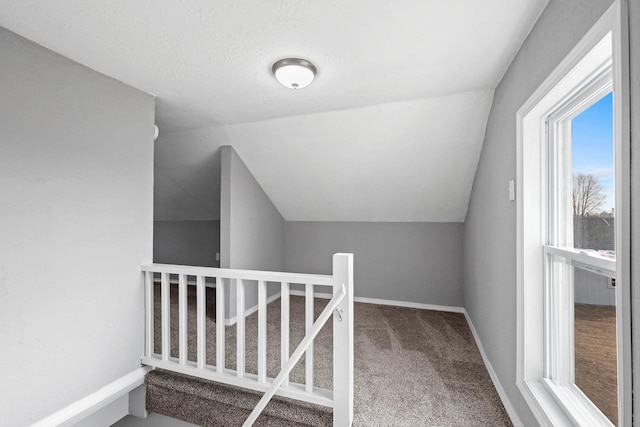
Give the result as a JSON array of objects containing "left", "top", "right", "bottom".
[
  {"left": 544, "top": 72, "right": 617, "bottom": 425},
  {"left": 516, "top": 2, "right": 631, "bottom": 426}
]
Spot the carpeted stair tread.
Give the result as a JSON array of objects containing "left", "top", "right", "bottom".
[{"left": 146, "top": 369, "right": 332, "bottom": 427}]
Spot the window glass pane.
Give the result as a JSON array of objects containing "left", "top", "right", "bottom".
[
  {"left": 572, "top": 92, "right": 615, "bottom": 255},
  {"left": 545, "top": 254, "right": 573, "bottom": 383},
  {"left": 574, "top": 265, "right": 618, "bottom": 425}
]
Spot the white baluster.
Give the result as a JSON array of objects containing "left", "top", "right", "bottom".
[
  {"left": 161, "top": 273, "right": 170, "bottom": 362},
  {"left": 258, "top": 280, "right": 267, "bottom": 383},
  {"left": 216, "top": 277, "right": 225, "bottom": 374},
  {"left": 197, "top": 275, "right": 206, "bottom": 369},
  {"left": 305, "top": 284, "right": 314, "bottom": 393},
  {"left": 236, "top": 279, "right": 245, "bottom": 377},
  {"left": 281, "top": 282, "right": 290, "bottom": 388},
  {"left": 178, "top": 274, "right": 187, "bottom": 365},
  {"left": 333, "top": 253, "right": 354, "bottom": 427},
  {"left": 144, "top": 271, "right": 153, "bottom": 358}
]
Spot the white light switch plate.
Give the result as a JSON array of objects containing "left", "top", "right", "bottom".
[{"left": 508, "top": 179, "right": 515, "bottom": 201}]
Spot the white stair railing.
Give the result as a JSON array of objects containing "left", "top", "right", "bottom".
[
  {"left": 243, "top": 283, "right": 346, "bottom": 426},
  {"left": 140, "top": 253, "right": 354, "bottom": 427}
]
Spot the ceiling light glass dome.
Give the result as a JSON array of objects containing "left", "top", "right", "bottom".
[{"left": 272, "top": 58, "right": 317, "bottom": 89}]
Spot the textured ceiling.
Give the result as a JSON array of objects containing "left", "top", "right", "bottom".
[
  {"left": 0, "top": 0, "right": 548, "bottom": 222},
  {"left": 0, "top": 0, "right": 546, "bottom": 132}
]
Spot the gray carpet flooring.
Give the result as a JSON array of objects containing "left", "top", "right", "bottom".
[{"left": 151, "top": 284, "right": 512, "bottom": 426}]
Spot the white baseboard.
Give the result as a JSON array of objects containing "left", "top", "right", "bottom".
[
  {"left": 224, "top": 290, "right": 464, "bottom": 325},
  {"left": 353, "top": 296, "right": 464, "bottom": 313},
  {"left": 288, "top": 290, "right": 464, "bottom": 313},
  {"left": 150, "top": 281, "right": 276, "bottom": 326},
  {"left": 154, "top": 278, "right": 216, "bottom": 288},
  {"left": 288, "top": 289, "right": 333, "bottom": 299},
  {"left": 463, "top": 310, "right": 523, "bottom": 427},
  {"left": 225, "top": 292, "right": 281, "bottom": 326},
  {"left": 32, "top": 367, "right": 152, "bottom": 427}
]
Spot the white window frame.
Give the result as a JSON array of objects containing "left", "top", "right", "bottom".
[
  {"left": 544, "top": 72, "right": 614, "bottom": 424},
  {"left": 516, "top": 1, "right": 631, "bottom": 426}
]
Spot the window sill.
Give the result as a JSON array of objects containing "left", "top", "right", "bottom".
[
  {"left": 518, "top": 379, "right": 614, "bottom": 427},
  {"left": 544, "top": 245, "right": 616, "bottom": 276},
  {"left": 518, "top": 379, "right": 573, "bottom": 427}
]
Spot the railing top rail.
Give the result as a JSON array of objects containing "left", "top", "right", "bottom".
[{"left": 141, "top": 263, "right": 334, "bottom": 286}]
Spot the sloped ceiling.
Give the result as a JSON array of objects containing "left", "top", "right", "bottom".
[
  {"left": 0, "top": 0, "right": 548, "bottom": 222},
  {"left": 156, "top": 90, "right": 493, "bottom": 221}
]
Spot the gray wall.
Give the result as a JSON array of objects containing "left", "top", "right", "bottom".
[
  {"left": 462, "top": 0, "right": 614, "bottom": 425},
  {"left": 154, "top": 220, "right": 220, "bottom": 267},
  {"left": 220, "top": 146, "right": 285, "bottom": 319},
  {"left": 286, "top": 222, "right": 464, "bottom": 307},
  {"left": 0, "top": 28, "right": 154, "bottom": 426}
]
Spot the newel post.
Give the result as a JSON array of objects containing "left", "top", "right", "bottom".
[{"left": 333, "top": 253, "right": 354, "bottom": 427}]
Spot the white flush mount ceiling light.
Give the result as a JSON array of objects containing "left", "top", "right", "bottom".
[{"left": 272, "top": 58, "right": 317, "bottom": 89}]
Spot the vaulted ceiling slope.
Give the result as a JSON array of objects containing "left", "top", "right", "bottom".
[
  {"left": 156, "top": 91, "right": 493, "bottom": 222},
  {"left": 1, "top": 0, "right": 549, "bottom": 222}
]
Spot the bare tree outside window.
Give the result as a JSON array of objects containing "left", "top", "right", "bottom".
[{"left": 573, "top": 173, "right": 606, "bottom": 217}]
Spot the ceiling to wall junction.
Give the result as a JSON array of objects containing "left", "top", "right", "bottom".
[{"left": 0, "top": 0, "right": 549, "bottom": 221}]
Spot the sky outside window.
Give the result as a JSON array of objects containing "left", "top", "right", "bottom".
[{"left": 572, "top": 92, "right": 614, "bottom": 212}]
